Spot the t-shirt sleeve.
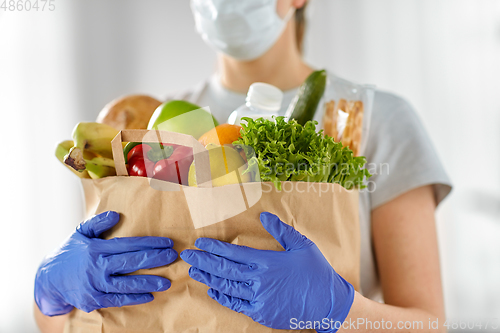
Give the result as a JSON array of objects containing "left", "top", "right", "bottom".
[{"left": 365, "top": 91, "right": 452, "bottom": 209}]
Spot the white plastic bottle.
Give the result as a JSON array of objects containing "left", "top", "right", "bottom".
[{"left": 227, "top": 82, "right": 284, "bottom": 125}]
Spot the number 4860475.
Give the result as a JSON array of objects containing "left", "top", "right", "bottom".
[{"left": 1, "top": 0, "right": 56, "bottom": 11}]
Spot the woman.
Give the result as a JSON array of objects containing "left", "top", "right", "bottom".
[{"left": 35, "top": 0, "right": 452, "bottom": 332}]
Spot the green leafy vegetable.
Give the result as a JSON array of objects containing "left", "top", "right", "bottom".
[{"left": 234, "top": 116, "right": 371, "bottom": 190}]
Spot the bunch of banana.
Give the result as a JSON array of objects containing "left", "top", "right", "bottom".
[{"left": 55, "top": 122, "right": 119, "bottom": 179}]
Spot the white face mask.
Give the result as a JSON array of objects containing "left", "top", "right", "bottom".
[{"left": 191, "top": 0, "right": 296, "bottom": 61}]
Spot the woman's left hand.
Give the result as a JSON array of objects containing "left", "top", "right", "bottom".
[{"left": 181, "top": 212, "right": 354, "bottom": 331}]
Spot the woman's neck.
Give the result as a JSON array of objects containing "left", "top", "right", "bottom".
[{"left": 217, "top": 22, "right": 314, "bottom": 94}]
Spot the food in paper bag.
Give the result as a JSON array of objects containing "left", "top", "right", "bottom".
[{"left": 52, "top": 91, "right": 368, "bottom": 332}]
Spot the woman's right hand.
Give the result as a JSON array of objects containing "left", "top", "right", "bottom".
[{"left": 34, "top": 211, "right": 177, "bottom": 316}]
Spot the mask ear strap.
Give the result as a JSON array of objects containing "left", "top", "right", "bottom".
[{"left": 283, "top": 7, "right": 296, "bottom": 23}]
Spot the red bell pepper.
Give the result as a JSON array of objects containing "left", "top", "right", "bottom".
[
  {"left": 126, "top": 143, "right": 193, "bottom": 185},
  {"left": 152, "top": 146, "right": 193, "bottom": 185},
  {"left": 127, "top": 144, "right": 154, "bottom": 177}
]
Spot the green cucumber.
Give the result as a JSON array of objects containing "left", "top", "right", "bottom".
[{"left": 286, "top": 69, "right": 327, "bottom": 126}]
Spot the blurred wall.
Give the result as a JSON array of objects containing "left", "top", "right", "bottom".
[
  {"left": 0, "top": 5, "right": 81, "bottom": 333},
  {"left": 68, "top": 0, "right": 216, "bottom": 121},
  {"left": 1, "top": 0, "right": 499, "bottom": 331}
]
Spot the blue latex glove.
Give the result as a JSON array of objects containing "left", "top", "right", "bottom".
[
  {"left": 181, "top": 212, "right": 354, "bottom": 332},
  {"left": 34, "top": 211, "right": 177, "bottom": 316}
]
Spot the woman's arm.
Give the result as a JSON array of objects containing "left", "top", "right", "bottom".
[
  {"left": 34, "top": 302, "right": 68, "bottom": 333},
  {"left": 339, "top": 185, "right": 446, "bottom": 332}
]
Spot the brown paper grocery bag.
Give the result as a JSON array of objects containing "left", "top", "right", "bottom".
[{"left": 65, "top": 130, "right": 360, "bottom": 333}]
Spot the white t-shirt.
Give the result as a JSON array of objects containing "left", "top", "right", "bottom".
[{"left": 166, "top": 71, "right": 452, "bottom": 301}]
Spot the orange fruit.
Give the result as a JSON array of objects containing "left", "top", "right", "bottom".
[{"left": 198, "top": 124, "right": 242, "bottom": 147}]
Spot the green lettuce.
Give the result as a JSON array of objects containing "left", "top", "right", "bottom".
[{"left": 233, "top": 116, "right": 371, "bottom": 190}]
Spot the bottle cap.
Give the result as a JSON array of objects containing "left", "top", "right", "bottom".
[{"left": 246, "top": 83, "right": 283, "bottom": 112}]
